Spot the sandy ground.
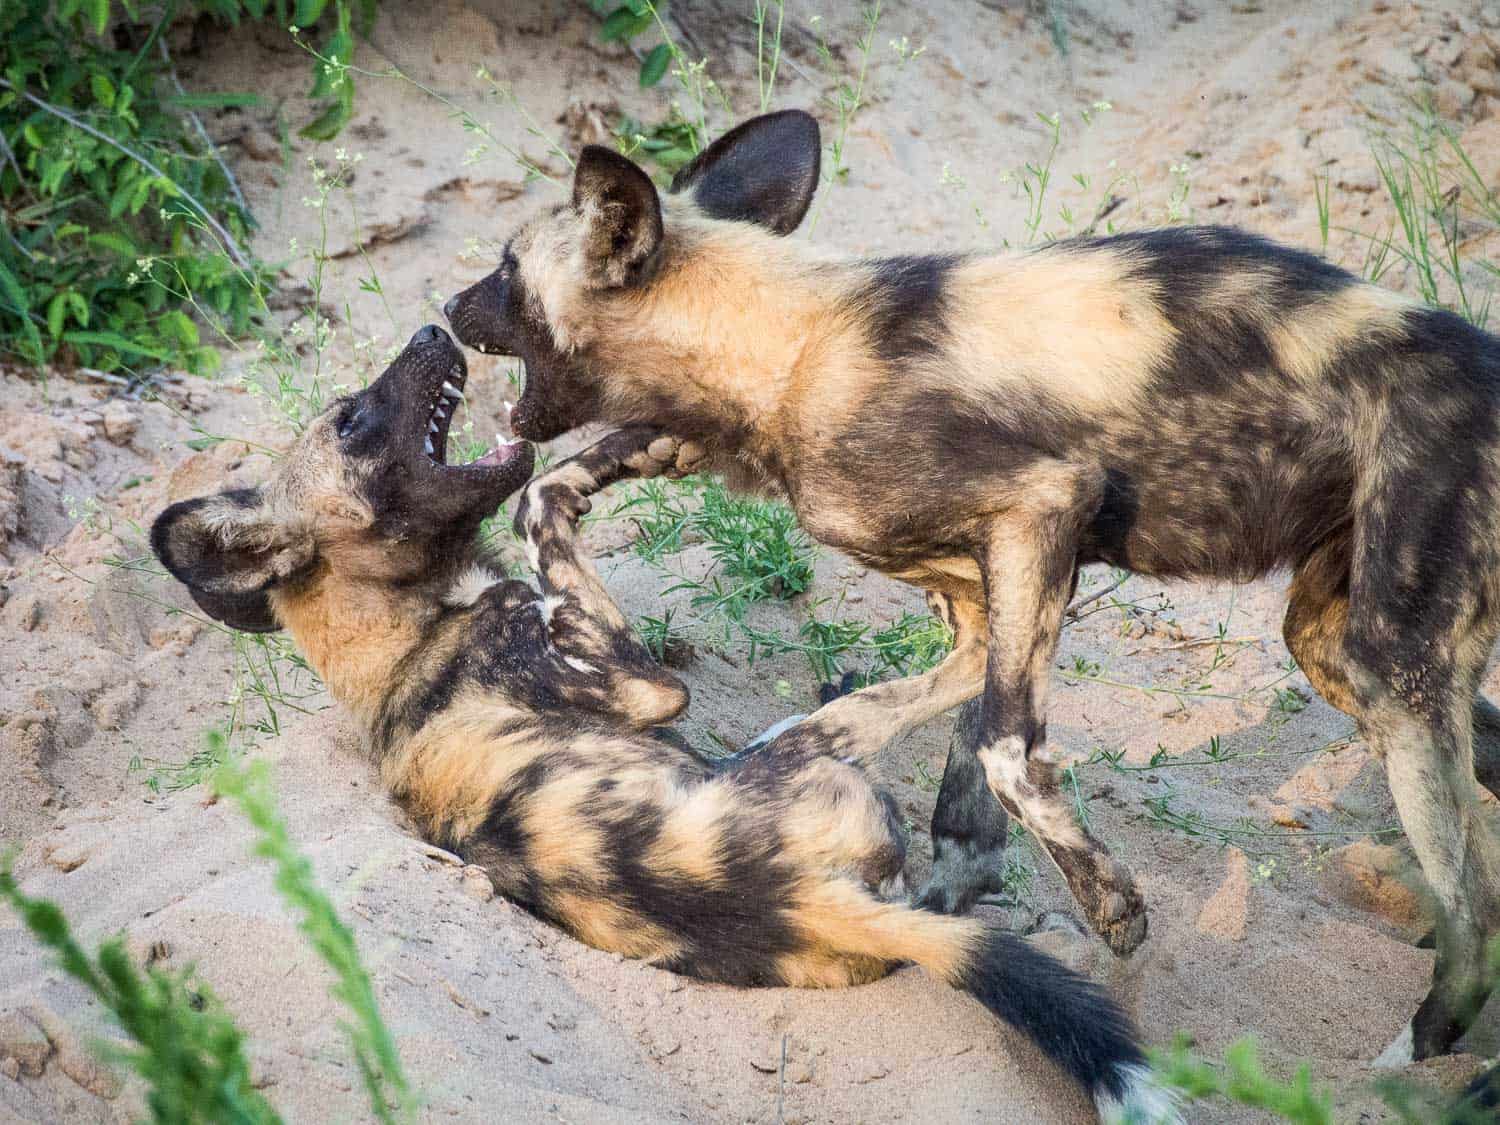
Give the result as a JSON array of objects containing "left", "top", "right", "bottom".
[{"left": 5, "top": 0, "right": 1500, "bottom": 1120}]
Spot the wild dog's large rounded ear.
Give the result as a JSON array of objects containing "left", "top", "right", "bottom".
[
  {"left": 572, "top": 145, "right": 663, "bottom": 288},
  {"left": 180, "top": 585, "right": 282, "bottom": 634},
  {"left": 668, "top": 110, "right": 820, "bottom": 236},
  {"left": 149, "top": 488, "right": 315, "bottom": 633}
]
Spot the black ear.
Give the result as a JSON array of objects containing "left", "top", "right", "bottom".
[
  {"left": 182, "top": 586, "right": 282, "bottom": 634},
  {"left": 668, "top": 110, "right": 821, "bottom": 236},
  {"left": 150, "top": 488, "right": 315, "bottom": 632},
  {"left": 572, "top": 145, "right": 664, "bottom": 288}
]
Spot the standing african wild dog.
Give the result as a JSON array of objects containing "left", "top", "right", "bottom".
[
  {"left": 443, "top": 108, "right": 1500, "bottom": 1062},
  {"left": 149, "top": 325, "right": 1178, "bottom": 1122}
]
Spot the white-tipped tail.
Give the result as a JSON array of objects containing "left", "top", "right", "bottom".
[{"left": 1094, "top": 1062, "right": 1185, "bottom": 1125}]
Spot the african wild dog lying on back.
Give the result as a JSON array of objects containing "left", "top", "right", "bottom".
[
  {"left": 444, "top": 109, "right": 1500, "bottom": 1064},
  {"left": 149, "top": 325, "right": 1176, "bottom": 1122}
]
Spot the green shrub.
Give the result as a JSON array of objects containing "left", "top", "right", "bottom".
[{"left": 0, "top": 0, "right": 372, "bottom": 376}]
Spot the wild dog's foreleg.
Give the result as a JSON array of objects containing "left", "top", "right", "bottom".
[
  {"left": 973, "top": 465, "right": 1147, "bottom": 956},
  {"left": 514, "top": 426, "right": 704, "bottom": 729}
]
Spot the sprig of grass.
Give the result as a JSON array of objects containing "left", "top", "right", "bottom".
[
  {"left": 1340, "top": 102, "right": 1497, "bottom": 326},
  {"left": 806, "top": 2, "right": 882, "bottom": 232},
  {"left": 1154, "top": 1036, "right": 1332, "bottom": 1124},
  {"left": 0, "top": 855, "right": 281, "bottom": 1125},
  {"left": 213, "top": 747, "right": 414, "bottom": 1124},
  {"left": 753, "top": 0, "right": 786, "bottom": 113}
]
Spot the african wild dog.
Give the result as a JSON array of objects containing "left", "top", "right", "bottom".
[
  {"left": 149, "top": 325, "right": 1176, "bottom": 1122},
  {"left": 443, "top": 108, "right": 1500, "bottom": 1063}
]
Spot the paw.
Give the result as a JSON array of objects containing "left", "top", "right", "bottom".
[
  {"left": 1090, "top": 887, "right": 1149, "bottom": 956},
  {"left": 621, "top": 435, "right": 707, "bottom": 481},
  {"left": 816, "top": 670, "right": 861, "bottom": 705},
  {"left": 913, "top": 837, "right": 1010, "bottom": 915},
  {"left": 513, "top": 470, "right": 592, "bottom": 541}
]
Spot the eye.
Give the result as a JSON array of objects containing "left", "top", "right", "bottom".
[{"left": 337, "top": 404, "right": 359, "bottom": 439}]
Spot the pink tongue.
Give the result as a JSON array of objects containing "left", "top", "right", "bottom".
[{"left": 470, "top": 446, "right": 507, "bottom": 467}]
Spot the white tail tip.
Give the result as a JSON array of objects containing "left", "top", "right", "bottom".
[{"left": 1094, "top": 1063, "right": 1185, "bottom": 1125}]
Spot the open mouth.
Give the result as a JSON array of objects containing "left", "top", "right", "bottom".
[{"left": 419, "top": 354, "right": 527, "bottom": 472}]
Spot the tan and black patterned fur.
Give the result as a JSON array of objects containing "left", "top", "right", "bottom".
[
  {"left": 150, "top": 326, "right": 1174, "bottom": 1122},
  {"left": 444, "top": 110, "right": 1500, "bottom": 1063}
]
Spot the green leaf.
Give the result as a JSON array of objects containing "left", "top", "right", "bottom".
[
  {"left": 0, "top": 258, "right": 44, "bottom": 363},
  {"left": 600, "top": 6, "right": 652, "bottom": 42},
  {"left": 293, "top": 0, "right": 330, "bottom": 26},
  {"left": 185, "top": 436, "right": 223, "bottom": 451},
  {"left": 652, "top": 145, "right": 695, "bottom": 171},
  {"left": 90, "top": 72, "right": 115, "bottom": 110},
  {"left": 639, "top": 42, "right": 670, "bottom": 87},
  {"left": 191, "top": 347, "right": 222, "bottom": 376},
  {"left": 64, "top": 330, "right": 170, "bottom": 362},
  {"left": 300, "top": 90, "right": 352, "bottom": 141},
  {"left": 66, "top": 291, "right": 89, "bottom": 329},
  {"left": 87, "top": 231, "right": 138, "bottom": 258},
  {"left": 128, "top": 176, "right": 154, "bottom": 214},
  {"left": 46, "top": 291, "right": 68, "bottom": 338},
  {"left": 86, "top": 0, "right": 109, "bottom": 36},
  {"left": 163, "top": 92, "right": 261, "bottom": 110},
  {"left": 165, "top": 310, "right": 199, "bottom": 348},
  {"left": 108, "top": 170, "right": 137, "bottom": 219},
  {"left": 310, "top": 27, "right": 353, "bottom": 98}
]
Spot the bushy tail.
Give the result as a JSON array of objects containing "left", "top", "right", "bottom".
[
  {"left": 951, "top": 925, "right": 1181, "bottom": 1124},
  {"left": 791, "top": 881, "right": 1180, "bottom": 1123}
]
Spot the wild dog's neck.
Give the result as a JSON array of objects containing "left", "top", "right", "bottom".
[
  {"left": 588, "top": 223, "right": 858, "bottom": 487},
  {"left": 270, "top": 568, "right": 428, "bottom": 728}
]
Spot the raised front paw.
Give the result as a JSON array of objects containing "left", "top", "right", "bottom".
[
  {"left": 581, "top": 427, "right": 706, "bottom": 483},
  {"left": 514, "top": 468, "right": 593, "bottom": 544}
]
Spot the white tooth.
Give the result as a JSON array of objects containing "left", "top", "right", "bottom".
[
  {"left": 424, "top": 437, "right": 434, "bottom": 455},
  {"left": 442, "top": 381, "right": 461, "bottom": 397},
  {"left": 495, "top": 433, "right": 505, "bottom": 449},
  {"left": 429, "top": 420, "right": 440, "bottom": 433}
]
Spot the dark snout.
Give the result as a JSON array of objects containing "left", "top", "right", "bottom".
[{"left": 444, "top": 270, "right": 513, "bottom": 357}]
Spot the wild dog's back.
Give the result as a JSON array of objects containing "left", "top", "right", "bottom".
[{"left": 810, "top": 226, "right": 1500, "bottom": 582}]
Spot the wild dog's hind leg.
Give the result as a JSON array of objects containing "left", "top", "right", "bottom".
[
  {"left": 1339, "top": 488, "right": 1500, "bottom": 1060},
  {"left": 973, "top": 465, "right": 1147, "bottom": 956},
  {"left": 514, "top": 426, "right": 703, "bottom": 729},
  {"left": 1363, "top": 686, "right": 1500, "bottom": 1060},
  {"left": 913, "top": 696, "right": 1014, "bottom": 914},
  {"left": 790, "top": 588, "right": 988, "bottom": 760},
  {"left": 1285, "top": 530, "right": 1500, "bottom": 800}
]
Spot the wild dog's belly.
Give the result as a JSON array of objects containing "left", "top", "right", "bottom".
[{"left": 791, "top": 389, "right": 1357, "bottom": 585}]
